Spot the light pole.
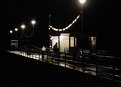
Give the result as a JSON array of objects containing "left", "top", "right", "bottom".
[
  {"left": 31, "top": 19, "right": 36, "bottom": 28},
  {"left": 14, "top": 28, "right": 18, "bottom": 39},
  {"left": 79, "top": 0, "right": 86, "bottom": 73},
  {"left": 20, "top": 24, "right": 26, "bottom": 50},
  {"left": 9, "top": 30, "right": 13, "bottom": 50},
  {"left": 30, "top": 19, "right": 36, "bottom": 48},
  {"left": 9, "top": 30, "right": 13, "bottom": 44},
  {"left": 31, "top": 19, "right": 36, "bottom": 37},
  {"left": 21, "top": 24, "right": 26, "bottom": 38},
  {"left": 79, "top": 0, "right": 86, "bottom": 51},
  {"left": 14, "top": 28, "right": 19, "bottom": 49}
]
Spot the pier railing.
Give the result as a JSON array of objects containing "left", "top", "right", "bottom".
[{"left": 9, "top": 48, "right": 121, "bottom": 84}]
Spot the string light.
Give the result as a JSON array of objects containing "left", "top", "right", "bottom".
[{"left": 49, "top": 14, "right": 80, "bottom": 32}]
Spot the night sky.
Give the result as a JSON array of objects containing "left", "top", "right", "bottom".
[{"left": 0, "top": 0, "right": 121, "bottom": 51}]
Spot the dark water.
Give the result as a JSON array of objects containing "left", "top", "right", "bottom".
[{"left": 0, "top": 51, "right": 120, "bottom": 87}]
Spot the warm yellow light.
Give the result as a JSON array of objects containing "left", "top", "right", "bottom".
[
  {"left": 31, "top": 20, "right": 36, "bottom": 25},
  {"left": 15, "top": 28, "right": 18, "bottom": 32},
  {"left": 10, "top": 30, "right": 13, "bottom": 34},
  {"left": 79, "top": 0, "right": 86, "bottom": 4},
  {"left": 21, "top": 24, "right": 26, "bottom": 29}
]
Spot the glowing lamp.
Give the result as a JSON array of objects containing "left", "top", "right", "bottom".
[
  {"left": 31, "top": 20, "right": 36, "bottom": 25},
  {"left": 10, "top": 30, "right": 13, "bottom": 34},
  {"left": 79, "top": 0, "right": 86, "bottom": 4},
  {"left": 15, "top": 28, "right": 18, "bottom": 32},
  {"left": 21, "top": 24, "right": 26, "bottom": 30}
]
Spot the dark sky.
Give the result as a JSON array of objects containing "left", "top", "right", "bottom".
[{"left": 0, "top": 0, "right": 121, "bottom": 51}]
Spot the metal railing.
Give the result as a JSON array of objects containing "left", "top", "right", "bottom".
[{"left": 9, "top": 49, "right": 121, "bottom": 84}]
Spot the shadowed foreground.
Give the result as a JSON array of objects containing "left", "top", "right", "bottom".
[{"left": 0, "top": 51, "right": 120, "bottom": 87}]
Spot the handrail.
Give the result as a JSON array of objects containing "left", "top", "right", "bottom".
[{"left": 8, "top": 50, "right": 121, "bottom": 84}]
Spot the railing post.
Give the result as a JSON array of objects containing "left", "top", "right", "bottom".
[
  {"left": 96, "top": 63, "right": 98, "bottom": 77},
  {"left": 112, "top": 66, "right": 115, "bottom": 81},
  {"left": 47, "top": 51, "right": 48, "bottom": 62},
  {"left": 65, "top": 53, "right": 66, "bottom": 68},
  {"left": 52, "top": 52, "right": 53, "bottom": 64},
  {"left": 57, "top": 52, "right": 60, "bottom": 66},
  {"left": 96, "top": 56, "right": 98, "bottom": 77},
  {"left": 73, "top": 62, "right": 75, "bottom": 70},
  {"left": 42, "top": 51, "right": 44, "bottom": 61},
  {"left": 39, "top": 51, "right": 40, "bottom": 60},
  {"left": 73, "top": 55, "right": 75, "bottom": 70},
  {"left": 82, "top": 50, "right": 85, "bottom": 73}
]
